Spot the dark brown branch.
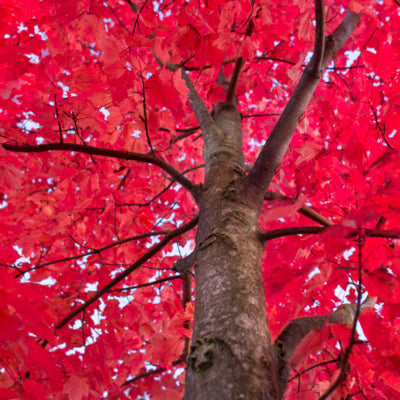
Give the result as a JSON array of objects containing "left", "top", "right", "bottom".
[
  {"left": 369, "top": 101, "right": 393, "bottom": 149},
  {"left": 55, "top": 215, "right": 198, "bottom": 330},
  {"left": 122, "top": 356, "right": 186, "bottom": 387},
  {"left": 260, "top": 226, "right": 325, "bottom": 241},
  {"left": 19, "top": 229, "right": 170, "bottom": 275},
  {"left": 3, "top": 142, "right": 200, "bottom": 201},
  {"left": 108, "top": 275, "right": 181, "bottom": 292},
  {"left": 255, "top": 56, "right": 296, "bottom": 65},
  {"left": 131, "top": 0, "right": 149, "bottom": 35},
  {"left": 310, "top": 0, "right": 326, "bottom": 76},
  {"left": 139, "top": 72, "right": 155, "bottom": 153},
  {"left": 244, "top": 10, "right": 361, "bottom": 205},
  {"left": 261, "top": 224, "right": 400, "bottom": 242},
  {"left": 54, "top": 95, "right": 63, "bottom": 143},
  {"left": 319, "top": 236, "right": 365, "bottom": 400},
  {"left": 289, "top": 359, "right": 338, "bottom": 383},
  {"left": 242, "top": 113, "right": 281, "bottom": 119},
  {"left": 166, "top": 126, "right": 201, "bottom": 144},
  {"left": 264, "top": 191, "right": 334, "bottom": 227}
]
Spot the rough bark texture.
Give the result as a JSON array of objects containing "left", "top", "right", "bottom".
[
  {"left": 184, "top": 9, "right": 361, "bottom": 400},
  {"left": 185, "top": 104, "right": 280, "bottom": 399}
]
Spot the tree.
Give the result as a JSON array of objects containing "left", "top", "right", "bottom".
[{"left": 1, "top": 0, "right": 400, "bottom": 398}]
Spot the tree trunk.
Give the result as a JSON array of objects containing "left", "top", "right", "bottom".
[{"left": 184, "top": 103, "right": 281, "bottom": 399}]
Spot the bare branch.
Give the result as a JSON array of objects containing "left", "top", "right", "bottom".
[
  {"left": 369, "top": 101, "right": 393, "bottom": 149},
  {"left": 3, "top": 142, "right": 201, "bottom": 201},
  {"left": 121, "top": 356, "right": 186, "bottom": 387},
  {"left": 108, "top": 275, "right": 181, "bottom": 292},
  {"left": 261, "top": 224, "right": 400, "bottom": 242},
  {"left": 55, "top": 215, "right": 198, "bottom": 330},
  {"left": 319, "top": 236, "right": 367, "bottom": 400},
  {"left": 19, "top": 229, "right": 170, "bottom": 275},
  {"left": 244, "top": 10, "right": 361, "bottom": 205},
  {"left": 264, "top": 191, "right": 334, "bottom": 226},
  {"left": 139, "top": 71, "right": 155, "bottom": 153},
  {"left": 289, "top": 359, "right": 338, "bottom": 383},
  {"left": 310, "top": 0, "right": 326, "bottom": 76},
  {"left": 54, "top": 94, "right": 63, "bottom": 143},
  {"left": 260, "top": 226, "right": 325, "bottom": 241}
]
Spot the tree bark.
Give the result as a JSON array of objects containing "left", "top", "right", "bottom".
[
  {"left": 185, "top": 103, "right": 281, "bottom": 399},
  {"left": 184, "top": 9, "right": 361, "bottom": 400}
]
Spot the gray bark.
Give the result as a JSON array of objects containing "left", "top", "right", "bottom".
[{"left": 183, "top": 9, "right": 361, "bottom": 400}]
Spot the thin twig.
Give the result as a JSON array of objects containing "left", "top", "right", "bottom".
[
  {"left": 318, "top": 234, "right": 365, "bottom": 400},
  {"left": 16, "top": 229, "right": 171, "bottom": 276},
  {"left": 369, "top": 101, "right": 393, "bottom": 149},
  {"left": 108, "top": 275, "right": 181, "bottom": 292},
  {"left": 54, "top": 94, "right": 63, "bottom": 143},
  {"left": 55, "top": 215, "right": 198, "bottom": 330},
  {"left": 289, "top": 359, "right": 338, "bottom": 383},
  {"left": 139, "top": 71, "right": 155, "bottom": 153}
]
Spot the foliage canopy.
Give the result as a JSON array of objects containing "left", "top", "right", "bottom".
[{"left": 1, "top": 0, "right": 400, "bottom": 399}]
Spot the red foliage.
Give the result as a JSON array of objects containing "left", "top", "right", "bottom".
[{"left": 1, "top": 0, "right": 400, "bottom": 399}]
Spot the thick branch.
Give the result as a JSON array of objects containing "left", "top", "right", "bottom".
[
  {"left": 173, "top": 250, "right": 197, "bottom": 273},
  {"left": 3, "top": 142, "right": 200, "bottom": 201},
  {"left": 55, "top": 215, "right": 198, "bottom": 330},
  {"left": 275, "top": 296, "right": 376, "bottom": 395},
  {"left": 244, "top": 10, "right": 360, "bottom": 204}
]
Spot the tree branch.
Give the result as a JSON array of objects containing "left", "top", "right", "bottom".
[
  {"left": 179, "top": 69, "right": 221, "bottom": 138},
  {"left": 310, "top": 0, "right": 326, "bottom": 76},
  {"left": 225, "top": 19, "right": 254, "bottom": 105},
  {"left": 55, "top": 215, "right": 198, "bottom": 330},
  {"left": 264, "top": 191, "right": 334, "bottom": 227},
  {"left": 318, "top": 236, "right": 366, "bottom": 400},
  {"left": 261, "top": 225, "right": 400, "bottom": 242},
  {"left": 369, "top": 100, "right": 393, "bottom": 149},
  {"left": 107, "top": 275, "right": 181, "bottom": 292},
  {"left": 244, "top": 9, "right": 360, "bottom": 204},
  {"left": 260, "top": 226, "right": 325, "bottom": 241},
  {"left": 3, "top": 142, "right": 201, "bottom": 201},
  {"left": 18, "top": 229, "right": 170, "bottom": 275},
  {"left": 173, "top": 250, "right": 197, "bottom": 273},
  {"left": 225, "top": 57, "right": 244, "bottom": 105},
  {"left": 275, "top": 295, "right": 376, "bottom": 396},
  {"left": 121, "top": 356, "right": 186, "bottom": 388}
]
